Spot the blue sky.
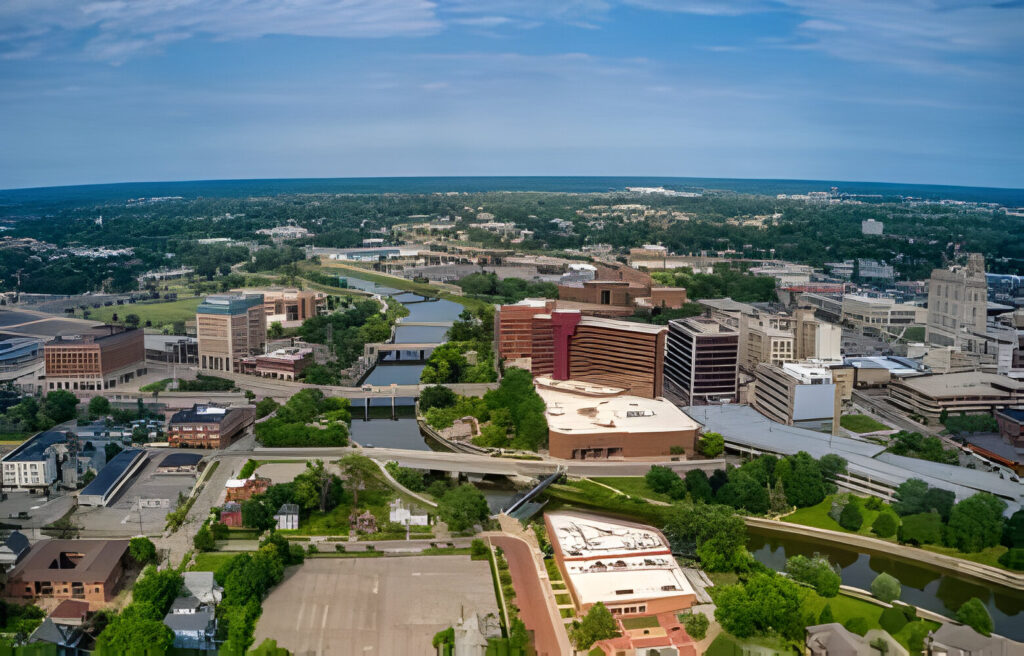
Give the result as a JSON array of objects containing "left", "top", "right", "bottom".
[{"left": 1, "top": 0, "right": 1022, "bottom": 190}]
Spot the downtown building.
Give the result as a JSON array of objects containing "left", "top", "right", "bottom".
[
  {"left": 664, "top": 318, "right": 739, "bottom": 405},
  {"left": 196, "top": 294, "right": 266, "bottom": 373},
  {"left": 44, "top": 327, "right": 146, "bottom": 394},
  {"left": 926, "top": 253, "right": 988, "bottom": 348}
]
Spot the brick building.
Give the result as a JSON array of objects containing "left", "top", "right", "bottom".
[
  {"left": 225, "top": 475, "right": 271, "bottom": 502},
  {"left": 7, "top": 539, "right": 129, "bottom": 608},
  {"left": 556, "top": 262, "right": 687, "bottom": 313},
  {"left": 44, "top": 328, "right": 146, "bottom": 393},
  {"left": 232, "top": 287, "right": 326, "bottom": 324},
  {"left": 239, "top": 347, "right": 313, "bottom": 381},
  {"left": 196, "top": 294, "right": 266, "bottom": 373},
  {"left": 167, "top": 404, "right": 254, "bottom": 449}
]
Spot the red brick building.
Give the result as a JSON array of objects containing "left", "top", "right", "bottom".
[
  {"left": 44, "top": 328, "right": 146, "bottom": 394},
  {"left": 167, "top": 404, "right": 254, "bottom": 449},
  {"left": 7, "top": 539, "right": 129, "bottom": 609},
  {"left": 239, "top": 347, "right": 313, "bottom": 381},
  {"left": 225, "top": 475, "right": 270, "bottom": 502},
  {"left": 220, "top": 501, "right": 243, "bottom": 527}
]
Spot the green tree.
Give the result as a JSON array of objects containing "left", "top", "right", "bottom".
[
  {"left": 1002, "top": 509, "right": 1024, "bottom": 548},
  {"left": 698, "top": 432, "right": 725, "bottom": 457},
  {"left": 779, "top": 451, "right": 827, "bottom": 508},
  {"left": 645, "top": 465, "right": 681, "bottom": 495},
  {"left": 713, "top": 572, "right": 804, "bottom": 640},
  {"left": 95, "top": 615, "right": 174, "bottom": 655},
  {"left": 685, "top": 469, "right": 714, "bottom": 503},
  {"left": 870, "top": 573, "right": 901, "bottom": 603},
  {"left": 682, "top": 613, "right": 709, "bottom": 640},
  {"left": 785, "top": 554, "right": 840, "bottom": 597},
  {"left": 193, "top": 525, "right": 215, "bottom": 552},
  {"left": 42, "top": 390, "right": 80, "bottom": 423},
  {"left": 268, "top": 321, "right": 285, "bottom": 339},
  {"left": 945, "top": 493, "right": 1007, "bottom": 553},
  {"left": 132, "top": 566, "right": 182, "bottom": 612},
  {"left": 662, "top": 502, "right": 750, "bottom": 572},
  {"left": 248, "top": 638, "right": 293, "bottom": 655},
  {"left": 88, "top": 396, "right": 111, "bottom": 419},
  {"left": 419, "top": 385, "right": 457, "bottom": 411},
  {"left": 105, "top": 442, "right": 123, "bottom": 462},
  {"left": 129, "top": 537, "right": 157, "bottom": 565},
  {"left": 956, "top": 598, "right": 993, "bottom": 636},
  {"left": 568, "top": 602, "right": 619, "bottom": 650},
  {"left": 339, "top": 454, "right": 378, "bottom": 509},
  {"left": 124, "top": 313, "right": 141, "bottom": 328},
  {"left": 293, "top": 459, "right": 340, "bottom": 513},
  {"left": 871, "top": 512, "right": 899, "bottom": 539},
  {"left": 255, "top": 397, "right": 280, "bottom": 419},
  {"left": 839, "top": 499, "right": 864, "bottom": 531},
  {"left": 898, "top": 512, "right": 944, "bottom": 545},
  {"left": 437, "top": 484, "right": 490, "bottom": 532},
  {"left": 819, "top": 604, "right": 834, "bottom": 624},
  {"left": 715, "top": 468, "right": 769, "bottom": 514}
]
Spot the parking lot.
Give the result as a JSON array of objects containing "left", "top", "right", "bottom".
[
  {"left": 253, "top": 556, "right": 499, "bottom": 656},
  {"left": 74, "top": 453, "right": 198, "bottom": 537}
]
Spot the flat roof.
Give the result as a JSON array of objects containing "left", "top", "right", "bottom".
[
  {"left": 960, "top": 433, "right": 1024, "bottom": 465},
  {"left": 3, "top": 430, "right": 67, "bottom": 463},
  {"left": 844, "top": 356, "right": 928, "bottom": 375},
  {"left": 698, "top": 298, "right": 758, "bottom": 314},
  {"left": 536, "top": 378, "right": 700, "bottom": 435},
  {"left": 578, "top": 316, "right": 666, "bottom": 335},
  {"left": 896, "top": 372, "right": 1024, "bottom": 397},
  {"left": 170, "top": 404, "right": 231, "bottom": 425},
  {"left": 9, "top": 539, "right": 128, "bottom": 584},
  {"left": 685, "top": 404, "right": 1024, "bottom": 510},
  {"left": 669, "top": 317, "right": 736, "bottom": 334},
  {"left": 158, "top": 452, "right": 203, "bottom": 468},
  {"left": 548, "top": 512, "right": 694, "bottom": 607}
]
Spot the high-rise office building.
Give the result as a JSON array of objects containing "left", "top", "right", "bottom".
[
  {"left": 664, "top": 318, "right": 739, "bottom": 405},
  {"left": 196, "top": 294, "right": 266, "bottom": 373},
  {"left": 926, "top": 253, "right": 988, "bottom": 348}
]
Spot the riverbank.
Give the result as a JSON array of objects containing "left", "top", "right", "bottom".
[{"left": 747, "top": 516, "right": 1024, "bottom": 590}]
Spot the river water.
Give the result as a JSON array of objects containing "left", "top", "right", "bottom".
[
  {"left": 748, "top": 528, "right": 1024, "bottom": 640},
  {"left": 342, "top": 275, "right": 464, "bottom": 451}
]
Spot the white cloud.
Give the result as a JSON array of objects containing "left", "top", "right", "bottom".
[{"left": 0, "top": 0, "right": 441, "bottom": 62}]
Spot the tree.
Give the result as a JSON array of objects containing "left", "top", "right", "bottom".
[
  {"left": 715, "top": 468, "right": 769, "bottom": 514},
  {"left": 839, "top": 499, "right": 864, "bottom": 531},
  {"left": 95, "top": 615, "right": 174, "bottom": 655},
  {"left": 193, "top": 525, "right": 215, "bottom": 552},
  {"left": 645, "top": 465, "right": 681, "bottom": 495},
  {"left": 945, "top": 493, "right": 1007, "bottom": 553},
  {"left": 871, "top": 512, "right": 899, "bottom": 539},
  {"left": 1002, "top": 509, "right": 1024, "bottom": 548},
  {"left": 898, "top": 512, "right": 944, "bottom": 545},
  {"left": 241, "top": 497, "right": 274, "bottom": 531},
  {"left": 682, "top": 613, "right": 709, "bottom": 640},
  {"left": 956, "top": 598, "right": 993, "bottom": 636},
  {"left": 569, "top": 602, "right": 619, "bottom": 650},
  {"left": 769, "top": 478, "right": 789, "bottom": 514},
  {"left": 698, "top": 432, "right": 725, "bottom": 458},
  {"left": 437, "top": 484, "right": 490, "bottom": 532},
  {"left": 685, "top": 469, "right": 714, "bottom": 503},
  {"left": 129, "top": 537, "right": 157, "bottom": 565},
  {"left": 105, "top": 442, "right": 123, "bottom": 462},
  {"left": 132, "top": 566, "right": 182, "bottom": 612},
  {"left": 41, "top": 390, "right": 79, "bottom": 423},
  {"left": 124, "top": 313, "right": 141, "bottom": 328},
  {"left": 662, "top": 502, "right": 750, "bottom": 572},
  {"left": 269, "top": 321, "right": 285, "bottom": 339},
  {"left": 88, "top": 396, "right": 111, "bottom": 419},
  {"left": 924, "top": 487, "right": 956, "bottom": 522},
  {"left": 870, "top": 573, "right": 901, "bottom": 603},
  {"left": 785, "top": 554, "right": 840, "bottom": 597},
  {"left": 255, "top": 397, "right": 280, "bottom": 419},
  {"left": 339, "top": 454, "right": 378, "bottom": 509},
  {"left": 249, "top": 639, "right": 293, "bottom": 656},
  {"left": 779, "top": 452, "right": 827, "bottom": 508},
  {"left": 293, "top": 459, "right": 339, "bottom": 513},
  {"left": 419, "top": 385, "right": 457, "bottom": 411},
  {"left": 819, "top": 604, "right": 834, "bottom": 624},
  {"left": 713, "top": 572, "right": 804, "bottom": 640}
]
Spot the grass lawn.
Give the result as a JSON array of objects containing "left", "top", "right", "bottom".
[
  {"left": 591, "top": 476, "right": 673, "bottom": 503},
  {"left": 801, "top": 590, "right": 938, "bottom": 653},
  {"left": 87, "top": 296, "right": 203, "bottom": 327},
  {"left": 190, "top": 551, "right": 246, "bottom": 572},
  {"left": 840, "top": 414, "right": 890, "bottom": 433},
  {"left": 555, "top": 594, "right": 572, "bottom": 605},
  {"left": 784, "top": 495, "right": 1011, "bottom": 569},
  {"left": 621, "top": 616, "right": 660, "bottom": 630}
]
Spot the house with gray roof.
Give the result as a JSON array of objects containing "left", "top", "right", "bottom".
[{"left": 926, "top": 623, "right": 1024, "bottom": 656}]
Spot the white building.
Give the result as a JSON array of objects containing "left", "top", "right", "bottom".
[
  {"left": 389, "top": 499, "right": 429, "bottom": 527},
  {"left": 1, "top": 431, "right": 64, "bottom": 492},
  {"left": 274, "top": 503, "right": 299, "bottom": 530}
]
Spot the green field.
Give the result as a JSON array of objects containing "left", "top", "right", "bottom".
[
  {"left": 87, "top": 297, "right": 202, "bottom": 327},
  {"left": 591, "top": 476, "right": 674, "bottom": 503},
  {"left": 190, "top": 551, "right": 247, "bottom": 572},
  {"left": 840, "top": 414, "right": 890, "bottom": 433}
]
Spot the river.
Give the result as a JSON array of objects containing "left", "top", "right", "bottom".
[
  {"left": 748, "top": 527, "right": 1024, "bottom": 640},
  {"left": 342, "top": 274, "right": 464, "bottom": 451}
]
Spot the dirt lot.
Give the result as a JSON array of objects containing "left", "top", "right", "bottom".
[{"left": 253, "top": 556, "right": 499, "bottom": 656}]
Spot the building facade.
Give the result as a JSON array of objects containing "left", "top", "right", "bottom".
[
  {"left": 752, "top": 362, "right": 840, "bottom": 434},
  {"left": 167, "top": 405, "right": 254, "bottom": 449},
  {"left": 196, "top": 294, "right": 266, "bottom": 373},
  {"left": 1, "top": 431, "right": 67, "bottom": 492},
  {"left": 842, "top": 295, "right": 926, "bottom": 330},
  {"left": 44, "top": 328, "right": 146, "bottom": 393},
  {"left": 7, "top": 539, "right": 129, "bottom": 608},
  {"left": 529, "top": 311, "right": 666, "bottom": 398},
  {"left": 233, "top": 287, "right": 326, "bottom": 324},
  {"left": 926, "top": 253, "right": 988, "bottom": 348},
  {"left": 239, "top": 347, "right": 313, "bottom": 381},
  {"left": 888, "top": 372, "right": 1024, "bottom": 421},
  {"left": 664, "top": 318, "right": 739, "bottom": 405}
]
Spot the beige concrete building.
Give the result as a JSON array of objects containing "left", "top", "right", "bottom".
[
  {"left": 232, "top": 287, "right": 326, "bottom": 325},
  {"left": 196, "top": 294, "right": 267, "bottom": 373},
  {"left": 752, "top": 362, "right": 841, "bottom": 434},
  {"left": 926, "top": 253, "right": 988, "bottom": 348},
  {"left": 842, "top": 295, "right": 926, "bottom": 331},
  {"left": 888, "top": 372, "right": 1024, "bottom": 421},
  {"left": 739, "top": 308, "right": 841, "bottom": 372}
]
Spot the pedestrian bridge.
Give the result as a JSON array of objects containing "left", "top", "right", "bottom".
[{"left": 363, "top": 342, "right": 443, "bottom": 362}]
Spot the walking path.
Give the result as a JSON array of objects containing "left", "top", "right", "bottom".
[{"left": 747, "top": 517, "right": 1024, "bottom": 590}]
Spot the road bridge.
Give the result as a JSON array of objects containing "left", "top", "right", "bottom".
[
  {"left": 363, "top": 342, "right": 442, "bottom": 362},
  {"left": 394, "top": 320, "right": 453, "bottom": 327}
]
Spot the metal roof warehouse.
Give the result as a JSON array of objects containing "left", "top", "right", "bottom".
[{"left": 77, "top": 449, "right": 148, "bottom": 507}]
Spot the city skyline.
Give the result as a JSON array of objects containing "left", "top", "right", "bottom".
[{"left": 1, "top": 0, "right": 1022, "bottom": 190}]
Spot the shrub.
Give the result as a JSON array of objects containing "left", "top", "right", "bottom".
[
  {"left": 829, "top": 494, "right": 852, "bottom": 523},
  {"left": 470, "top": 539, "right": 489, "bottom": 560},
  {"left": 682, "top": 613, "right": 709, "bottom": 640},
  {"left": 956, "top": 598, "right": 993, "bottom": 636},
  {"left": 839, "top": 500, "right": 864, "bottom": 531},
  {"left": 785, "top": 554, "right": 841, "bottom": 597},
  {"left": 998, "top": 548, "right": 1024, "bottom": 571},
  {"left": 844, "top": 617, "right": 869, "bottom": 636},
  {"left": 193, "top": 525, "right": 215, "bottom": 552},
  {"left": 865, "top": 496, "right": 884, "bottom": 511},
  {"left": 897, "top": 512, "right": 943, "bottom": 545},
  {"left": 698, "top": 432, "right": 725, "bottom": 458},
  {"left": 819, "top": 604, "right": 834, "bottom": 624},
  {"left": 871, "top": 512, "right": 899, "bottom": 539},
  {"left": 239, "top": 460, "right": 258, "bottom": 479},
  {"left": 129, "top": 537, "right": 157, "bottom": 565},
  {"left": 879, "top": 607, "right": 909, "bottom": 634},
  {"left": 334, "top": 544, "right": 346, "bottom": 553},
  {"left": 871, "top": 573, "right": 901, "bottom": 603}
]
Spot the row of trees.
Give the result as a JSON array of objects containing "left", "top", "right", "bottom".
[
  {"left": 453, "top": 273, "right": 558, "bottom": 304},
  {"left": 0, "top": 390, "right": 79, "bottom": 437}
]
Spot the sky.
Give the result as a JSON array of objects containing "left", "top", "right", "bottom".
[{"left": 1, "top": 0, "right": 1022, "bottom": 190}]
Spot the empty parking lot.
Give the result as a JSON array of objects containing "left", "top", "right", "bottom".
[{"left": 253, "top": 556, "right": 498, "bottom": 656}]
